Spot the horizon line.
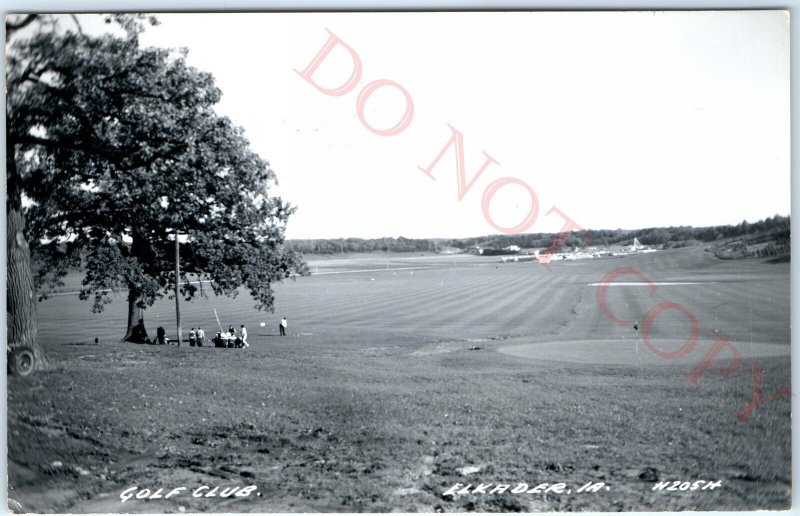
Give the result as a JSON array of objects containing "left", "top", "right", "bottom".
[{"left": 286, "top": 213, "right": 791, "bottom": 241}]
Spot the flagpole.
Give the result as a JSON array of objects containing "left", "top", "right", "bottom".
[{"left": 175, "top": 229, "right": 182, "bottom": 346}]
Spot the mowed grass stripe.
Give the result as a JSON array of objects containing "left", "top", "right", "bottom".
[
  {"left": 473, "top": 272, "right": 568, "bottom": 335},
  {"left": 391, "top": 271, "right": 554, "bottom": 337},
  {"left": 365, "top": 270, "right": 535, "bottom": 326},
  {"left": 37, "top": 264, "right": 568, "bottom": 343},
  {"left": 36, "top": 251, "right": 790, "bottom": 351},
  {"left": 273, "top": 278, "right": 373, "bottom": 316},
  {"left": 239, "top": 270, "right": 493, "bottom": 334},
  {"left": 264, "top": 276, "right": 464, "bottom": 334},
  {"left": 343, "top": 268, "right": 539, "bottom": 337},
  {"left": 487, "top": 271, "right": 573, "bottom": 328},
  {"left": 275, "top": 273, "right": 472, "bottom": 326},
  {"left": 270, "top": 275, "right": 429, "bottom": 323},
  {"left": 695, "top": 278, "right": 790, "bottom": 343},
  {"left": 579, "top": 269, "right": 790, "bottom": 345},
  {"left": 388, "top": 269, "right": 546, "bottom": 320},
  {"left": 659, "top": 276, "right": 789, "bottom": 343},
  {"left": 398, "top": 271, "right": 562, "bottom": 338},
  {"left": 527, "top": 275, "right": 591, "bottom": 337},
  {"left": 344, "top": 269, "right": 504, "bottom": 316},
  {"left": 579, "top": 270, "right": 691, "bottom": 341},
  {"left": 304, "top": 269, "right": 525, "bottom": 330},
  {"left": 302, "top": 269, "right": 479, "bottom": 312}
]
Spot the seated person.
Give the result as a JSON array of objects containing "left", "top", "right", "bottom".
[{"left": 130, "top": 319, "right": 148, "bottom": 344}]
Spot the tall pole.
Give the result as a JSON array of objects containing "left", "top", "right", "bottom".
[{"left": 175, "top": 229, "right": 182, "bottom": 346}]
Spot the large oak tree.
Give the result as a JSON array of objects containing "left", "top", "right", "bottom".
[{"left": 7, "top": 15, "right": 307, "bottom": 365}]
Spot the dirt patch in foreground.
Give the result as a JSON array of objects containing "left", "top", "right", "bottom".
[{"left": 8, "top": 335, "right": 791, "bottom": 512}]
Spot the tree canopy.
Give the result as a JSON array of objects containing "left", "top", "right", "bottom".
[{"left": 7, "top": 14, "right": 307, "bottom": 349}]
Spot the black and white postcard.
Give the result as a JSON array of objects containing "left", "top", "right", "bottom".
[{"left": 5, "top": 10, "right": 791, "bottom": 512}]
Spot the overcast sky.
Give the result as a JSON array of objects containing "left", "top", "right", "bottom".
[{"left": 91, "top": 11, "right": 788, "bottom": 239}]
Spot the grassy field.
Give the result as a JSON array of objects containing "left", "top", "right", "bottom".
[{"left": 7, "top": 246, "right": 791, "bottom": 512}]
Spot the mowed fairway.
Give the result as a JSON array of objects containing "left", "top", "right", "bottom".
[{"left": 8, "top": 247, "right": 791, "bottom": 512}]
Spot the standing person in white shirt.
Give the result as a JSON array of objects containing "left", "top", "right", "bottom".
[
  {"left": 240, "top": 324, "right": 249, "bottom": 348},
  {"left": 279, "top": 317, "right": 287, "bottom": 336},
  {"left": 196, "top": 327, "right": 205, "bottom": 347}
]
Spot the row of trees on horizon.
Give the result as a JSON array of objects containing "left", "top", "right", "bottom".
[{"left": 286, "top": 215, "right": 791, "bottom": 255}]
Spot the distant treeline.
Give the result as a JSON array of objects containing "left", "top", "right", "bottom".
[{"left": 287, "top": 215, "right": 790, "bottom": 255}]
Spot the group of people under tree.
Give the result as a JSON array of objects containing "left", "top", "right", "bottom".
[
  {"left": 126, "top": 316, "right": 291, "bottom": 346},
  {"left": 127, "top": 319, "right": 249, "bottom": 348},
  {"left": 212, "top": 325, "right": 249, "bottom": 348},
  {"left": 5, "top": 14, "right": 310, "bottom": 374},
  {"left": 188, "top": 327, "right": 207, "bottom": 347}
]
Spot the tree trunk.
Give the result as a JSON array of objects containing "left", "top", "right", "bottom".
[
  {"left": 6, "top": 145, "right": 47, "bottom": 371},
  {"left": 123, "top": 286, "right": 149, "bottom": 343}
]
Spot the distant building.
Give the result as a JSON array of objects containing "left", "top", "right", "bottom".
[
  {"left": 629, "top": 237, "right": 645, "bottom": 252},
  {"left": 481, "top": 245, "right": 521, "bottom": 256}
]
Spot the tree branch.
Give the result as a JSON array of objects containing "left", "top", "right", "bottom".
[
  {"left": 69, "top": 14, "right": 84, "bottom": 36},
  {"left": 6, "top": 14, "right": 38, "bottom": 41}
]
